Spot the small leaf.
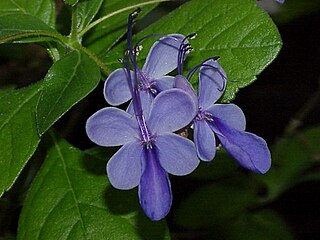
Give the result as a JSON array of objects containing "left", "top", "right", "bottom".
[
  {"left": 174, "top": 176, "right": 257, "bottom": 228},
  {"left": 0, "top": 82, "right": 42, "bottom": 197},
  {"left": 105, "top": 0, "right": 282, "bottom": 102},
  {"left": 75, "top": 0, "right": 104, "bottom": 34},
  {"left": 18, "top": 133, "right": 170, "bottom": 240},
  {"left": 36, "top": 50, "right": 101, "bottom": 135},
  {"left": 213, "top": 209, "right": 294, "bottom": 240},
  {"left": 0, "top": 13, "right": 57, "bottom": 43},
  {"left": 0, "top": 0, "right": 55, "bottom": 28},
  {"left": 83, "top": 0, "right": 159, "bottom": 55}
]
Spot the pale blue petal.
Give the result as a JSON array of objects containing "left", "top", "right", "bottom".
[
  {"left": 86, "top": 107, "right": 139, "bottom": 146},
  {"left": 153, "top": 76, "right": 175, "bottom": 93},
  {"left": 126, "top": 90, "right": 154, "bottom": 117},
  {"left": 212, "top": 118, "right": 271, "bottom": 174},
  {"left": 139, "top": 146, "right": 172, "bottom": 221},
  {"left": 206, "top": 104, "right": 246, "bottom": 131},
  {"left": 156, "top": 133, "right": 199, "bottom": 175},
  {"left": 104, "top": 68, "right": 133, "bottom": 106},
  {"left": 148, "top": 89, "right": 197, "bottom": 134},
  {"left": 174, "top": 75, "right": 198, "bottom": 106},
  {"left": 106, "top": 141, "right": 143, "bottom": 190},
  {"left": 194, "top": 120, "right": 216, "bottom": 161},
  {"left": 142, "top": 34, "right": 185, "bottom": 79},
  {"left": 198, "top": 59, "right": 227, "bottom": 109}
]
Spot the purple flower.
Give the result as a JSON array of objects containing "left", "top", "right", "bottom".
[
  {"left": 86, "top": 9, "right": 199, "bottom": 220},
  {"left": 104, "top": 34, "right": 186, "bottom": 115},
  {"left": 175, "top": 58, "right": 271, "bottom": 174}
]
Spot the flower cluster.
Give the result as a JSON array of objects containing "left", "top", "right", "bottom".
[{"left": 86, "top": 9, "right": 271, "bottom": 221}]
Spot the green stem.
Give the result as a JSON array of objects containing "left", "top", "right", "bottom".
[
  {"left": 284, "top": 76, "right": 320, "bottom": 137},
  {"left": 78, "top": 0, "right": 170, "bottom": 38},
  {"left": 73, "top": 42, "right": 110, "bottom": 75},
  {"left": 70, "top": 6, "right": 79, "bottom": 43},
  {"left": 0, "top": 31, "right": 69, "bottom": 45},
  {"left": 1, "top": 31, "right": 110, "bottom": 74}
]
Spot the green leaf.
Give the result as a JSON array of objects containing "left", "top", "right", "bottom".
[
  {"left": 0, "top": 82, "right": 42, "bottom": 197},
  {"left": 174, "top": 176, "right": 258, "bottom": 228},
  {"left": 0, "top": 0, "right": 55, "bottom": 28},
  {"left": 213, "top": 209, "right": 294, "bottom": 240},
  {"left": 83, "top": 0, "right": 159, "bottom": 55},
  {"left": 105, "top": 0, "right": 282, "bottom": 102},
  {"left": 18, "top": 133, "right": 170, "bottom": 240},
  {"left": 36, "top": 50, "right": 101, "bottom": 135},
  {"left": 0, "top": 13, "right": 58, "bottom": 43},
  {"left": 74, "top": 0, "right": 104, "bottom": 35},
  {"left": 255, "top": 126, "right": 320, "bottom": 202}
]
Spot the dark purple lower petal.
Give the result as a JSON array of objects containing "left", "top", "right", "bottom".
[
  {"left": 210, "top": 118, "right": 271, "bottom": 174},
  {"left": 138, "top": 145, "right": 172, "bottom": 221}
]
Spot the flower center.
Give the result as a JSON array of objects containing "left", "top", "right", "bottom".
[{"left": 196, "top": 108, "right": 214, "bottom": 122}]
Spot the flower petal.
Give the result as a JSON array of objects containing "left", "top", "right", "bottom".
[
  {"left": 194, "top": 120, "right": 216, "bottom": 161},
  {"left": 86, "top": 107, "right": 139, "bottom": 146},
  {"left": 153, "top": 76, "right": 175, "bottom": 92},
  {"left": 139, "top": 146, "right": 172, "bottom": 221},
  {"left": 104, "top": 68, "right": 132, "bottom": 106},
  {"left": 174, "top": 75, "right": 198, "bottom": 106},
  {"left": 212, "top": 119, "right": 271, "bottom": 174},
  {"left": 148, "top": 88, "right": 197, "bottom": 134},
  {"left": 156, "top": 133, "right": 199, "bottom": 175},
  {"left": 142, "top": 34, "right": 185, "bottom": 79},
  {"left": 106, "top": 141, "right": 143, "bottom": 190},
  {"left": 206, "top": 104, "right": 246, "bottom": 131},
  {"left": 127, "top": 90, "right": 154, "bottom": 117},
  {"left": 198, "top": 59, "right": 227, "bottom": 109}
]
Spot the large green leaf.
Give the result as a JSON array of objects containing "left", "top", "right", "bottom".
[
  {"left": 83, "top": 0, "right": 160, "bottom": 55},
  {"left": 0, "top": 13, "right": 57, "bottom": 43},
  {"left": 174, "top": 176, "right": 258, "bottom": 228},
  {"left": 0, "top": 0, "right": 55, "bottom": 28},
  {"left": 0, "top": 82, "right": 42, "bottom": 197},
  {"left": 36, "top": 50, "right": 101, "bottom": 135},
  {"left": 213, "top": 209, "right": 294, "bottom": 240},
  {"left": 74, "top": 0, "right": 104, "bottom": 35},
  {"left": 18, "top": 134, "right": 170, "bottom": 240},
  {"left": 104, "top": 0, "right": 282, "bottom": 102}
]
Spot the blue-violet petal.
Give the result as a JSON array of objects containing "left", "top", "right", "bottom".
[
  {"left": 156, "top": 133, "right": 199, "bottom": 175},
  {"left": 206, "top": 104, "right": 246, "bottom": 131},
  {"left": 148, "top": 88, "right": 197, "bottom": 134},
  {"left": 194, "top": 120, "right": 216, "bottom": 161},
  {"left": 86, "top": 107, "right": 139, "bottom": 146},
  {"left": 142, "top": 34, "right": 185, "bottom": 79},
  {"left": 174, "top": 75, "right": 198, "bottom": 106},
  {"left": 139, "top": 146, "right": 172, "bottom": 221},
  {"left": 106, "top": 141, "right": 143, "bottom": 190},
  {"left": 104, "top": 68, "right": 132, "bottom": 106},
  {"left": 212, "top": 118, "right": 271, "bottom": 174},
  {"left": 198, "top": 59, "right": 227, "bottom": 109}
]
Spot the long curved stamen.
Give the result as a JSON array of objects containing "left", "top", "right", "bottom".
[
  {"left": 177, "top": 33, "right": 197, "bottom": 75},
  {"left": 125, "top": 8, "right": 152, "bottom": 143},
  {"left": 134, "top": 34, "right": 167, "bottom": 50},
  {"left": 186, "top": 56, "right": 227, "bottom": 91}
]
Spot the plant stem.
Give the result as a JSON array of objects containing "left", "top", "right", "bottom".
[
  {"left": 284, "top": 76, "right": 320, "bottom": 136},
  {"left": 78, "top": 0, "right": 170, "bottom": 38}
]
